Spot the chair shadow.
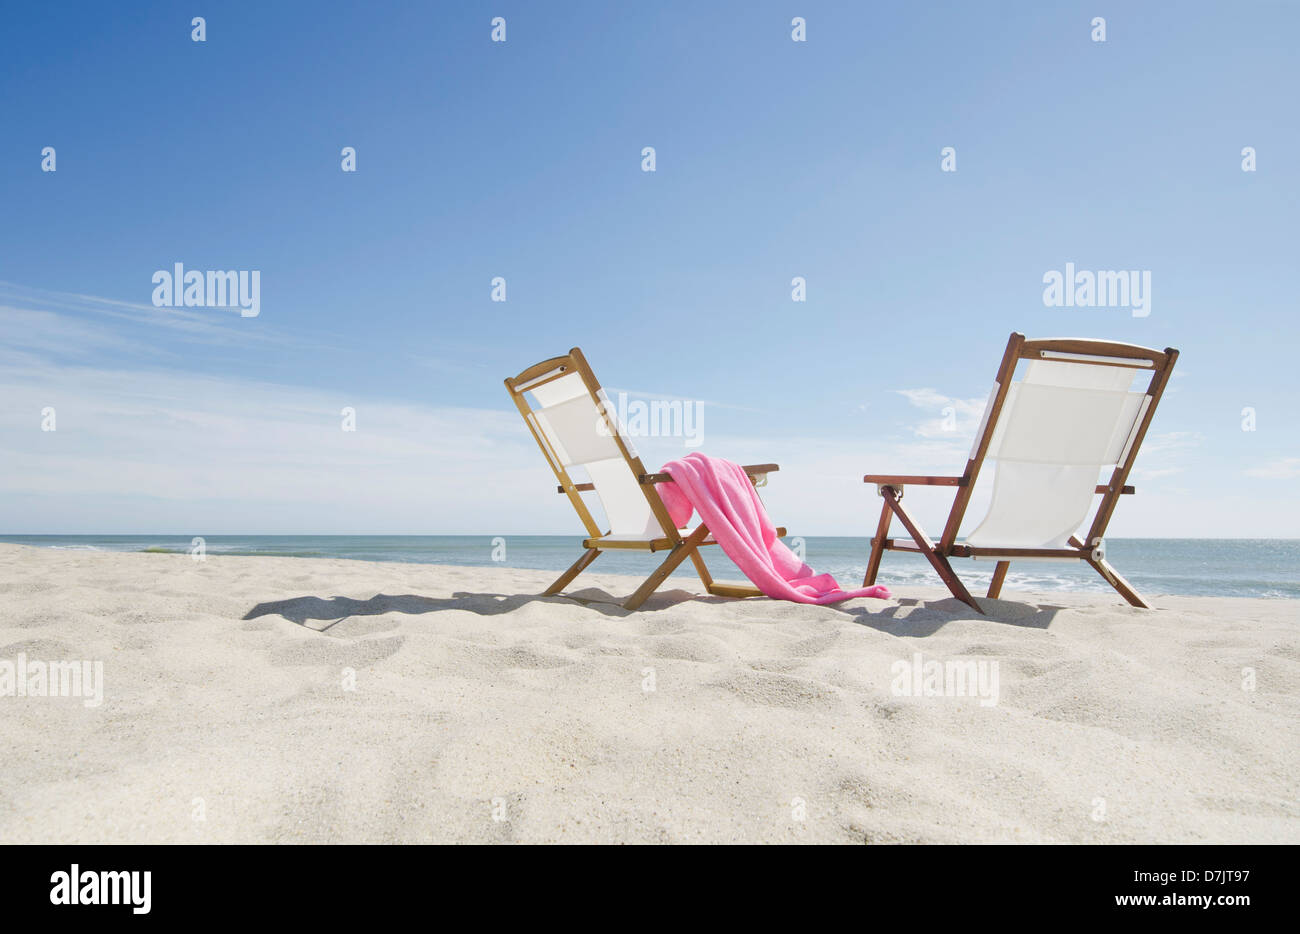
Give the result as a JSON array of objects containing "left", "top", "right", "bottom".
[
  {"left": 244, "top": 588, "right": 1068, "bottom": 635},
  {"left": 241, "top": 587, "right": 709, "bottom": 629},
  {"left": 833, "top": 596, "right": 1069, "bottom": 636}
]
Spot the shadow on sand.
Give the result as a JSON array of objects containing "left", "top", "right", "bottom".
[
  {"left": 242, "top": 588, "right": 712, "bottom": 629},
  {"left": 243, "top": 589, "right": 1069, "bottom": 634},
  {"left": 836, "top": 596, "right": 1069, "bottom": 636}
]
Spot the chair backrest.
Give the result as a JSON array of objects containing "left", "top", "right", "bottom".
[
  {"left": 505, "top": 348, "right": 678, "bottom": 542},
  {"left": 956, "top": 335, "right": 1178, "bottom": 551}
]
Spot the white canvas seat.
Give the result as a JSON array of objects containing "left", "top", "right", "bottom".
[
  {"left": 965, "top": 358, "right": 1149, "bottom": 550},
  {"left": 862, "top": 333, "right": 1179, "bottom": 611},
  {"left": 506, "top": 348, "right": 780, "bottom": 609},
  {"left": 527, "top": 372, "right": 662, "bottom": 542}
]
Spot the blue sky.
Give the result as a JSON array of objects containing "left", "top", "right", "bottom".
[{"left": 1, "top": 1, "right": 1297, "bottom": 535}]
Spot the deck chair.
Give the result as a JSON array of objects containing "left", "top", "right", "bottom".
[
  {"left": 505, "top": 348, "right": 784, "bottom": 610},
  {"left": 863, "top": 333, "right": 1179, "bottom": 612}
]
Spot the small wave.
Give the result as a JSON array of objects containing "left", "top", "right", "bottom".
[{"left": 206, "top": 549, "right": 329, "bottom": 558}]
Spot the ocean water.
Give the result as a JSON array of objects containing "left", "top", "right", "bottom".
[{"left": 2, "top": 535, "right": 1298, "bottom": 600}]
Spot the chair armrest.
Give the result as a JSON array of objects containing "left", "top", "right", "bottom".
[
  {"left": 857, "top": 476, "right": 1132, "bottom": 494},
  {"left": 560, "top": 464, "right": 782, "bottom": 493},
  {"left": 638, "top": 463, "right": 780, "bottom": 485},
  {"left": 863, "top": 474, "right": 966, "bottom": 486}
]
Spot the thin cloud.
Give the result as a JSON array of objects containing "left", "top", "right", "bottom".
[
  {"left": 606, "top": 387, "right": 761, "bottom": 413},
  {"left": 893, "top": 387, "right": 988, "bottom": 440},
  {"left": 0, "top": 280, "right": 328, "bottom": 352},
  {"left": 1142, "top": 430, "right": 1204, "bottom": 454},
  {"left": 1244, "top": 457, "right": 1300, "bottom": 480}
]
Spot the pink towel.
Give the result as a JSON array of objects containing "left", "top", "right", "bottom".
[{"left": 656, "top": 452, "right": 891, "bottom": 605}]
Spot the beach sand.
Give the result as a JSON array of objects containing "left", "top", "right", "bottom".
[{"left": 1, "top": 542, "right": 1296, "bottom": 844}]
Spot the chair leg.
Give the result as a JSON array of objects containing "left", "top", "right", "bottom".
[
  {"left": 687, "top": 544, "right": 715, "bottom": 590},
  {"left": 1069, "top": 536, "right": 1150, "bottom": 609},
  {"left": 928, "top": 552, "right": 982, "bottom": 613},
  {"left": 706, "top": 583, "right": 766, "bottom": 598},
  {"left": 1086, "top": 554, "right": 1150, "bottom": 609},
  {"left": 880, "top": 487, "right": 982, "bottom": 613},
  {"left": 863, "top": 497, "right": 892, "bottom": 586},
  {"left": 544, "top": 548, "right": 600, "bottom": 596},
  {"left": 624, "top": 527, "right": 711, "bottom": 611},
  {"left": 693, "top": 556, "right": 765, "bottom": 598},
  {"left": 686, "top": 529, "right": 765, "bottom": 599},
  {"left": 987, "top": 561, "right": 1010, "bottom": 599}
]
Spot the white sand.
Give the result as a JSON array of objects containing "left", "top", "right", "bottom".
[{"left": 1, "top": 542, "right": 1296, "bottom": 844}]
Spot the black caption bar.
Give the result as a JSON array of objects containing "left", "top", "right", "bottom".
[{"left": 0, "top": 845, "right": 1285, "bottom": 921}]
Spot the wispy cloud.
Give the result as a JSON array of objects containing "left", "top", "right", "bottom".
[
  {"left": 0, "top": 283, "right": 1286, "bottom": 537},
  {"left": 606, "top": 387, "right": 760, "bottom": 413},
  {"left": 893, "top": 387, "right": 988, "bottom": 440},
  {"left": 1244, "top": 457, "right": 1300, "bottom": 480},
  {"left": 0, "top": 281, "right": 327, "bottom": 355},
  {"left": 0, "top": 284, "right": 548, "bottom": 532},
  {"left": 0, "top": 357, "right": 551, "bottom": 533},
  {"left": 1125, "top": 431, "right": 1202, "bottom": 485},
  {"left": 1142, "top": 430, "right": 1204, "bottom": 454}
]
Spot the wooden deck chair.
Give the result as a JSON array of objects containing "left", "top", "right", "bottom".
[
  {"left": 505, "top": 348, "right": 784, "bottom": 610},
  {"left": 862, "top": 333, "right": 1179, "bottom": 612}
]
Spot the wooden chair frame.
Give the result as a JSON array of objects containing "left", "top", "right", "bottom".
[
  {"left": 506, "top": 347, "right": 782, "bottom": 610},
  {"left": 862, "top": 333, "right": 1179, "bottom": 612}
]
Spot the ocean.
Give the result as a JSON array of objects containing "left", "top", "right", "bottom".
[{"left": 2, "top": 535, "right": 1298, "bottom": 600}]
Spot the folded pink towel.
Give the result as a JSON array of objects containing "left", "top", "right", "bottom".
[{"left": 657, "top": 452, "right": 891, "bottom": 605}]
